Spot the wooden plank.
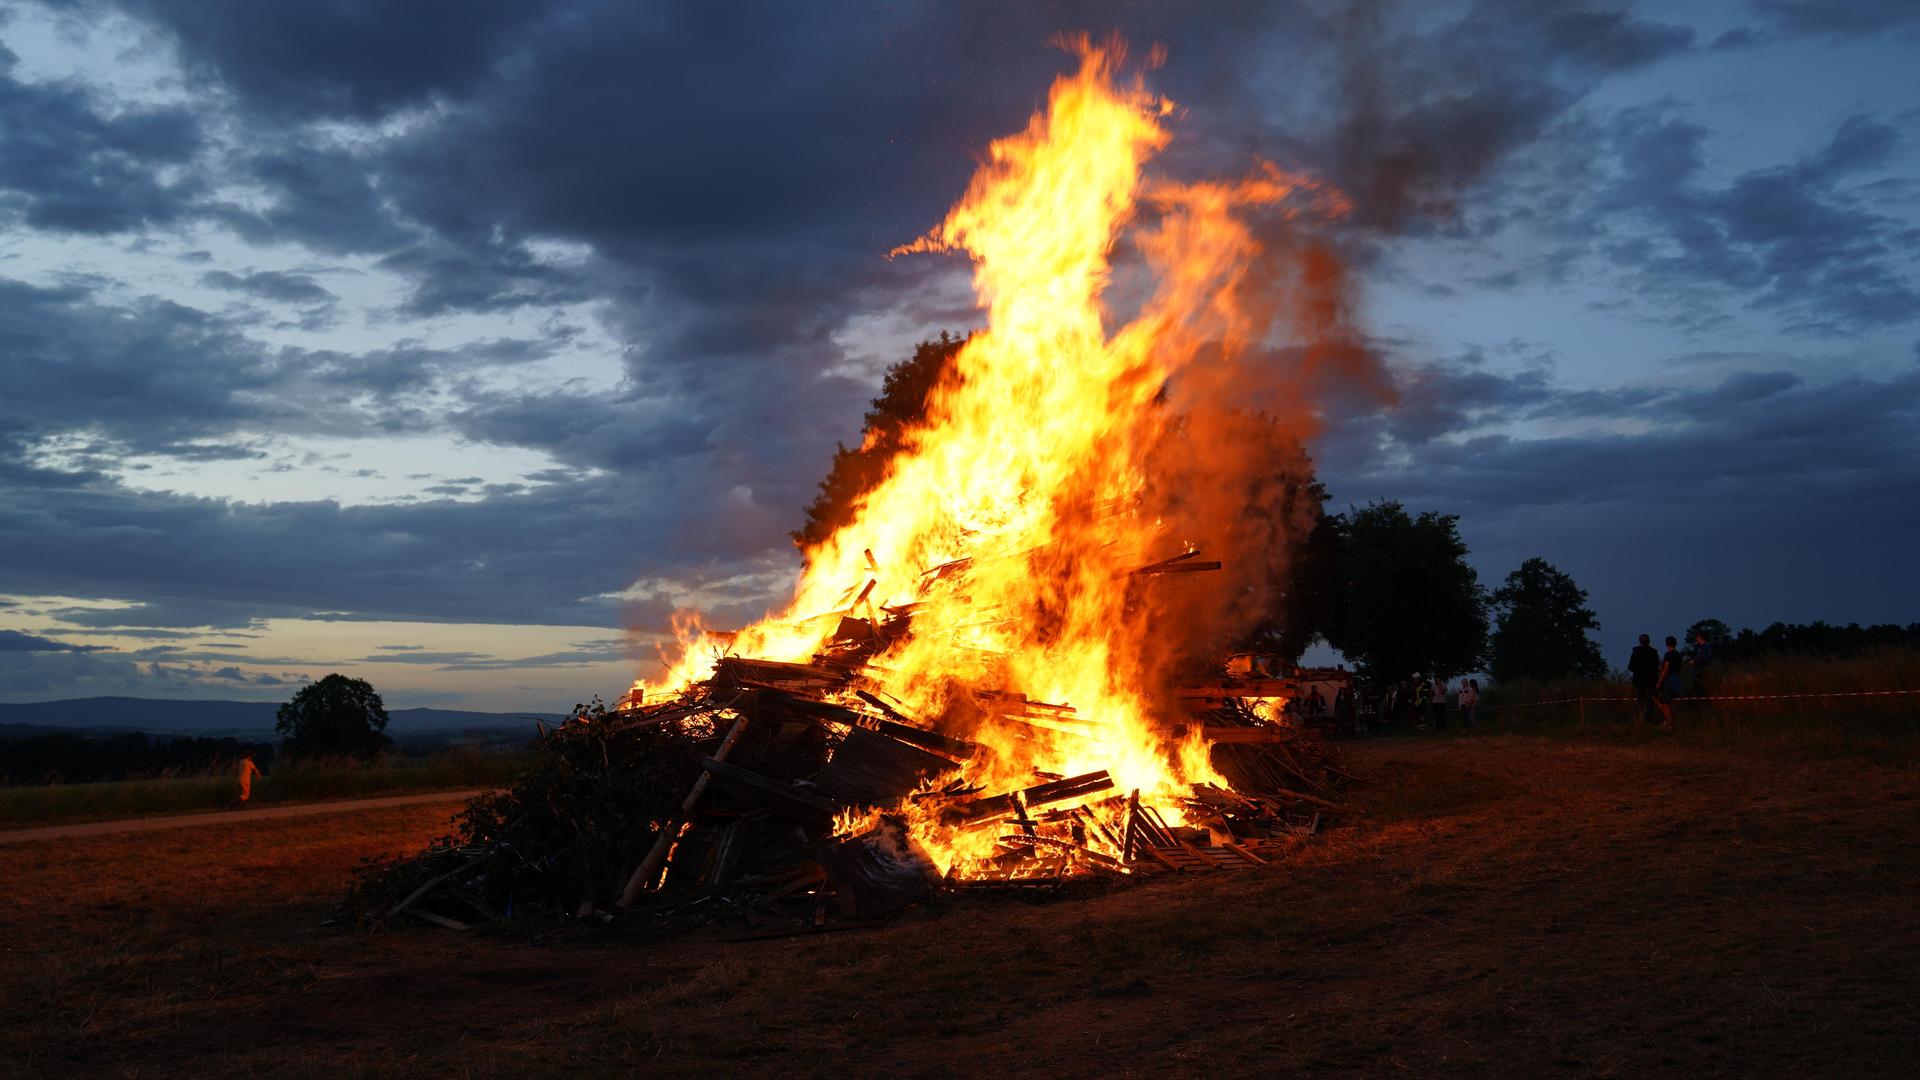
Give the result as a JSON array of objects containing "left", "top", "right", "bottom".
[
  {"left": 449, "top": 884, "right": 507, "bottom": 924},
  {"left": 1197, "top": 726, "right": 1296, "bottom": 745},
  {"left": 1264, "top": 785, "right": 1344, "bottom": 811},
  {"left": 1124, "top": 550, "right": 1222, "bottom": 576},
  {"left": 387, "top": 850, "right": 496, "bottom": 922},
  {"left": 1131, "top": 560, "right": 1222, "bottom": 576},
  {"left": 617, "top": 711, "right": 752, "bottom": 908},
  {"left": 701, "top": 756, "right": 839, "bottom": 814},
  {"left": 852, "top": 690, "right": 980, "bottom": 760},
  {"left": 715, "top": 656, "right": 851, "bottom": 687},
  {"left": 957, "top": 771, "right": 1113, "bottom": 823},
  {"left": 764, "top": 865, "right": 827, "bottom": 901},
  {"left": 813, "top": 726, "right": 959, "bottom": 807},
  {"left": 1076, "top": 805, "right": 1126, "bottom": 856},
  {"left": 404, "top": 909, "right": 473, "bottom": 932},
  {"left": 1220, "top": 839, "right": 1268, "bottom": 866},
  {"left": 973, "top": 689, "right": 1078, "bottom": 716},
  {"left": 1179, "top": 680, "right": 1298, "bottom": 699},
  {"left": 997, "top": 832, "right": 1128, "bottom": 870},
  {"left": 1142, "top": 846, "right": 1187, "bottom": 872}
]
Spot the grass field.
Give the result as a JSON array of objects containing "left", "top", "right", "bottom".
[
  {"left": 4, "top": 727, "right": 1917, "bottom": 1078},
  {"left": 0, "top": 749, "right": 530, "bottom": 829},
  {"left": 1484, "top": 644, "right": 1920, "bottom": 732}
]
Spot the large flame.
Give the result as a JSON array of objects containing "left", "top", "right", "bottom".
[{"left": 633, "top": 37, "right": 1348, "bottom": 872}]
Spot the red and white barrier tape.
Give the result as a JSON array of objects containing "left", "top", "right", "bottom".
[{"left": 1500, "top": 689, "right": 1920, "bottom": 709}]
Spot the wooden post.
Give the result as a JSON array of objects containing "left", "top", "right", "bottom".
[{"left": 616, "top": 712, "right": 750, "bottom": 908}]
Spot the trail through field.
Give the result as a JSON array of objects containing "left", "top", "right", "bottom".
[{"left": 0, "top": 789, "right": 487, "bottom": 844}]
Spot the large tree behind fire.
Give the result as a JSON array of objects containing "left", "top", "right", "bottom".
[
  {"left": 1485, "top": 557, "right": 1607, "bottom": 683},
  {"left": 1314, "top": 501, "right": 1487, "bottom": 684},
  {"left": 276, "top": 673, "right": 393, "bottom": 760},
  {"left": 794, "top": 332, "right": 967, "bottom": 550}
]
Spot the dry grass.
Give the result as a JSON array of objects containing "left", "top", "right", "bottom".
[
  {"left": 1484, "top": 644, "right": 1920, "bottom": 747},
  {"left": 4, "top": 733, "right": 1918, "bottom": 1078},
  {"left": 0, "top": 749, "right": 530, "bottom": 828}
]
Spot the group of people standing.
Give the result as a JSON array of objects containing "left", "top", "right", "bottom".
[
  {"left": 1358, "top": 673, "right": 1482, "bottom": 734},
  {"left": 1627, "top": 632, "right": 1713, "bottom": 726}
]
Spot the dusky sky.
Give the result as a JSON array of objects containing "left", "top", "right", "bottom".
[{"left": 2, "top": 1, "right": 1916, "bottom": 709}]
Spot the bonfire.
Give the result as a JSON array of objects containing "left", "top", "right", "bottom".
[{"left": 352, "top": 37, "right": 1354, "bottom": 935}]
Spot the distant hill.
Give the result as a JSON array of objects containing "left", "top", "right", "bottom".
[{"left": 0, "top": 696, "right": 562, "bottom": 736}]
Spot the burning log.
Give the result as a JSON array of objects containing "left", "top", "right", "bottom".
[
  {"left": 953, "top": 770, "right": 1115, "bottom": 824},
  {"left": 1124, "top": 549, "right": 1225, "bottom": 577}
]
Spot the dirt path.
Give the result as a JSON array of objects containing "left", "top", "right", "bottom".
[{"left": 0, "top": 789, "right": 486, "bottom": 844}]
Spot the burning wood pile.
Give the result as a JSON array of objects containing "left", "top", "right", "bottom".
[
  {"left": 348, "top": 38, "right": 1361, "bottom": 937},
  {"left": 348, "top": 634, "right": 1342, "bottom": 937}
]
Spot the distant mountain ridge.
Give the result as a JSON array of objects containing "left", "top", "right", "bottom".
[{"left": 0, "top": 696, "right": 562, "bottom": 735}]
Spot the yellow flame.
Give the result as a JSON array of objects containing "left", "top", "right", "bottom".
[{"left": 632, "top": 37, "right": 1340, "bottom": 873}]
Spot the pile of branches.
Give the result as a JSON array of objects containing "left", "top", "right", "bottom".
[
  {"left": 345, "top": 657, "right": 1346, "bottom": 938},
  {"left": 341, "top": 690, "right": 822, "bottom": 933}
]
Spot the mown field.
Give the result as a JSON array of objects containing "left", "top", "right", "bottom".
[
  {"left": 0, "top": 749, "right": 531, "bottom": 829},
  {"left": 1482, "top": 644, "right": 1920, "bottom": 732},
  {"left": 3, "top": 721, "right": 1916, "bottom": 1079}
]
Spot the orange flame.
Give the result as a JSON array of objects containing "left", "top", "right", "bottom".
[{"left": 633, "top": 37, "right": 1349, "bottom": 873}]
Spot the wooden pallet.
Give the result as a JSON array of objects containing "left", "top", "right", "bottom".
[{"left": 1138, "top": 839, "right": 1267, "bottom": 873}]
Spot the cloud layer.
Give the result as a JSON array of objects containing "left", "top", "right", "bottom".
[{"left": 2, "top": 1, "right": 1916, "bottom": 702}]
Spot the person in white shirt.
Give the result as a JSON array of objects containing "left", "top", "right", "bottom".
[
  {"left": 1430, "top": 675, "right": 1449, "bottom": 731},
  {"left": 1457, "top": 679, "right": 1481, "bottom": 732}
]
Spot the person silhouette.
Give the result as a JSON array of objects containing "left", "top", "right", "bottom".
[
  {"left": 234, "top": 749, "right": 263, "bottom": 809},
  {"left": 1627, "top": 634, "right": 1660, "bottom": 726}
]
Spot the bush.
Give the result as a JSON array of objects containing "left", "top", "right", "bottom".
[{"left": 343, "top": 699, "right": 727, "bottom": 925}]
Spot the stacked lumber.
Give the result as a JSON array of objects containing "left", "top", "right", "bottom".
[{"left": 345, "top": 616, "right": 1344, "bottom": 938}]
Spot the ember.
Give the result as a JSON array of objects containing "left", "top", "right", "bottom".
[{"left": 350, "top": 37, "right": 1352, "bottom": 934}]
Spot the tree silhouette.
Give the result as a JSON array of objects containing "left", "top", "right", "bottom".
[
  {"left": 1318, "top": 500, "right": 1488, "bottom": 683},
  {"left": 276, "top": 674, "right": 392, "bottom": 760},
  {"left": 1685, "top": 617, "right": 1733, "bottom": 647},
  {"left": 793, "top": 332, "right": 967, "bottom": 550},
  {"left": 1486, "top": 557, "right": 1607, "bottom": 683}
]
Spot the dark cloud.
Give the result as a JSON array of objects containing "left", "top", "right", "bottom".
[
  {"left": 1749, "top": 1, "right": 1920, "bottom": 38},
  {"left": 1710, "top": 26, "right": 1763, "bottom": 50},
  {"left": 0, "top": 458, "right": 789, "bottom": 630},
  {"left": 2, "top": 1, "right": 1914, "bottom": 702},
  {"left": 1333, "top": 359, "right": 1920, "bottom": 515},
  {"left": 0, "top": 275, "right": 581, "bottom": 467},
  {"left": 1578, "top": 107, "right": 1919, "bottom": 334},
  {"left": 198, "top": 268, "right": 335, "bottom": 305},
  {"left": 0, "top": 66, "right": 201, "bottom": 233},
  {"left": 110, "top": 0, "right": 552, "bottom": 120},
  {"left": 355, "top": 650, "right": 489, "bottom": 666},
  {"left": 218, "top": 143, "right": 418, "bottom": 255},
  {"left": 0, "top": 278, "right": 274, "bottom": 453},
  {"left": 0, "top": 629, "right": 103, "bottom": 653},
  {"left": 430, "top": 645, "right": 626, "bottom": 672},
  {"left": 0, "top": 645, "right": 303, "bottom": 697},
  {"left": 1321, "top": 357, "right": 1920, "bottom": 641},
  {"left": 353, "top": 639, "right": 627, "bottom": 670},
  {"left": 1323, "top": 1, "right": 1693, "bottom": 232}
]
